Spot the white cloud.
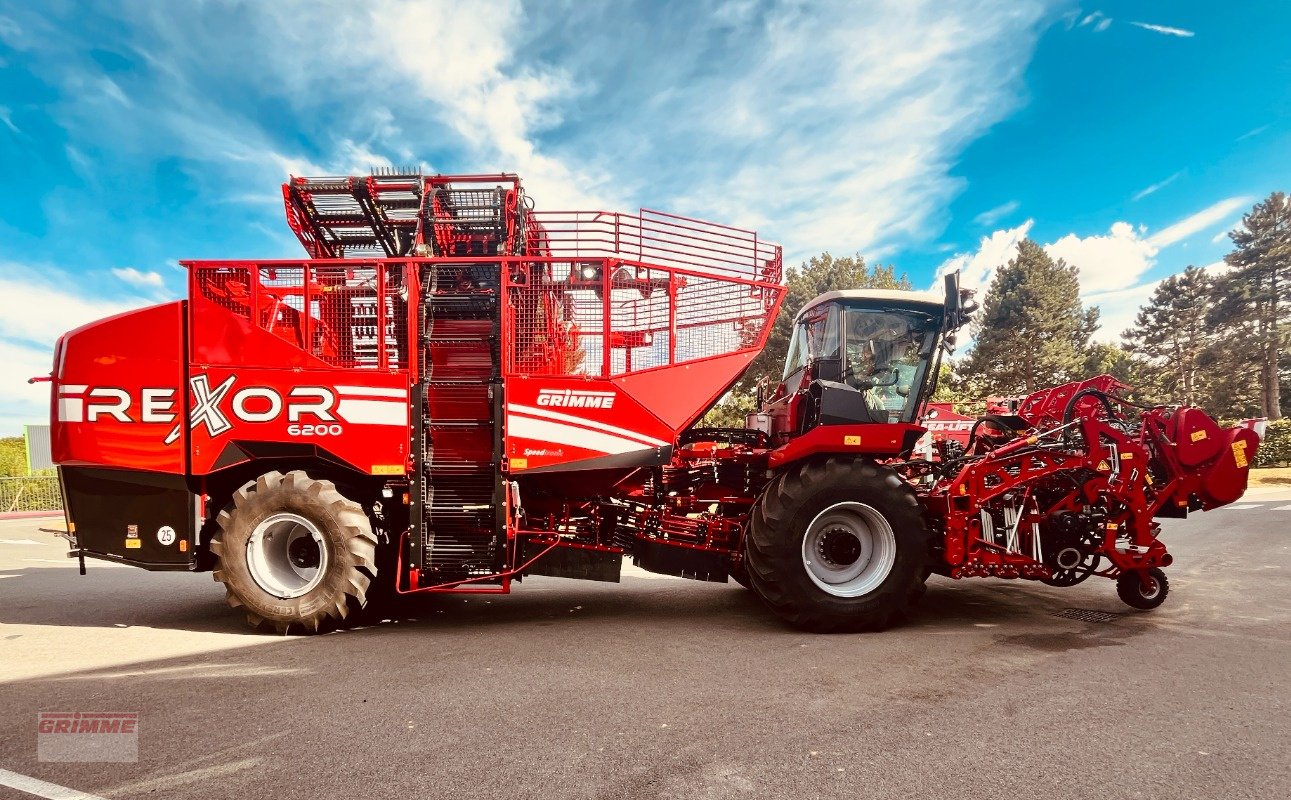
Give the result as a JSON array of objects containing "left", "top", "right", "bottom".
[
  {"left": 637, "top": 1, "right": 1049, "bottom": 260},
  {"left": 1201, "top": 260, "right": 1231, "bottom": 276},
  {"left": 934, "top": 220, "right": 1033, "bottom": 293},
  {"left": 0, "top": 104, "right": 18, "bottom": 134},
  {"left": 1084, "top": 282, "right": 1155, "bottom": 342},
  {"left": 0, "top": 14, "right": 23, "bottom": 48},
  {"left": 1211, "top": 223, "right": 1240, "bottom": 244},
  {"left": 359, "top": 2, "right": 610, "bottom": 210},
  {"left": 1088, "top": 259, "right": 1230, "bottom": 343},
  {"left": 1237, "top": 124, "right": 1269, "bottom": 142},
  {"left": 1045, "top": 221, "right": 1158, "bottom": 294},
  {"left": 1130, "top": 21, "right": 1195, "bottom": 38},
  {"left": 0, "top": 265, "right": 154, "bottom": 434},
  {"left": 1147, "top": 196, "right": 1252, "bottom": 247},
  {"left": 111, "top": 267, "right": 165, "bottom": 291},
  {"left": 1132, "top": 171, "right": 1182, "bottom": 201},
  {"left": 1078, "top": 11, "right": 1110, "bottom": 30},
  {"left": 973, "top": 200, "right": 1020, "bottom": 226},
  {"left": 12, "top": 0, "right": 1053, "bottom": 263},
  {"left": 0, "top": 338, "right": 58, "bottom": 436},
  {"left": 936, "top": 194, "right": 1255, "bottom": 346}
]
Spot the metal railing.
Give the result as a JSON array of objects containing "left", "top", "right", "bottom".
[
  {"left": 528, "top": 209, "right": 783, "bottom": 284},
  {"left": 1, "top": 476, "right": 61, "bottom": 513},
  {"left": 503, "top": 256, "right": 783, "bottom": 378}
]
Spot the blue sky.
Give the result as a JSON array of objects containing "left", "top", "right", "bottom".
[{"left": 1, "top": 0, "right": 1288, "bottom": 432}]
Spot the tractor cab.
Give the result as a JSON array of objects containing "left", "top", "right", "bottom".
[{"left": 758, "top": 276, "right": 973, "bottom": 449}]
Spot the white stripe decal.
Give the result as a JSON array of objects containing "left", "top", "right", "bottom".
[
  {"left": 58, "top": 384, "right": 88, "bottom": 396},
  {"left": 336, "top": 399, "right": 407, "bottom": 425},
  {"left": 508, "top": 415, "right": 657, "bottom": 456},
  {"left": 0, "top": 767, "right": 109, "bottom": 800},
  {"left": 57, "top": 398, "right": 83, "bottom": 423},
  {"left": 508, "top": 404, "right": 669, "bottom": 447},
  {"left": 334, "top": 385, "right": 408, "bottom": 399}
]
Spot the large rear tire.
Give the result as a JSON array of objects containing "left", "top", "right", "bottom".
[
  {"left": 211, "top": 470, "right": 377, "bottom": 634},
  {"left": 746, "top": 458, "right": 930, "bottom": 632}
]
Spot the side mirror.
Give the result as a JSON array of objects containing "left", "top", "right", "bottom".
[
  {"left": 943, "top": 271, "right": 978, "bottom": 331},
  {"left": 943, "top": 271, "right": 962, "bottom": 326}
]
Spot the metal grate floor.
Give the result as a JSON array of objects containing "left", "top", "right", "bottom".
[{"left": 1053, "top": 607, "right": 1120, "bottom": 623}]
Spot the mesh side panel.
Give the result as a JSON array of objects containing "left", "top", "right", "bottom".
[
  {"left": 673, "top": 273, "right": 767, "bottom": 364},
  {"left": 608, "top": 266, "right": 671, "bottom": 376},
  {"left": 256, "top": 265, "right": 307, "bottom": 351},
  {"left": 506, "top": 261, "right": 604, "bottom": 377},
  {"left": 191, "top": 262, "right": 409, "bottom": 371},
  {"left": 381, "top": 263, "right": 409, "bottom": 370},
  {"left": 193, "top": 266, "right": 255, "bottom": 319},
  {"left": 504, "top": 259, "right": 775, "bottom": 378}
]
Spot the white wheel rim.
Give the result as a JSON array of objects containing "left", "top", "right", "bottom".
[
  {"left": 801, "top": 502, "right": 897, "bottom": 598},
  {"left": 246, "top": 512, "right": 328, "bottom": 599}
]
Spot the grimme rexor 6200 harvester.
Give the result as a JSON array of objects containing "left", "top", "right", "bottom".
[{"left": 48, "top": 172, "right": 1259, "bottom": 633}]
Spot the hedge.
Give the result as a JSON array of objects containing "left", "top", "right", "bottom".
[{"left": 1255, "top": 418, "right": 1291, "bottom": 468}]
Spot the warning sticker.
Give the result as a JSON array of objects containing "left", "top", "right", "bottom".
[
  {"left": 1190, "top": 429, "right": 1207, "bottom": 442},
  {"left": 1232, "top": 440, "right": 1249, "bottom": 469},
  {"left": 125, "top": 539, "right": 142, "bottom": 549},
  {"left": 844, "top": 435, "right": 862, "bottom": 446}
]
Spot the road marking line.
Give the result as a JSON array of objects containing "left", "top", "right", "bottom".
[
  {"left": 1225, "top": 504, "right": 1258, "bottom": 510},
  {"left": 1273, "top": 504, "right": 1291, "bottom": 511},
  {"left": 0, "top": 768, "right": 109, "bottom": 800},
  {"left": 0, "top": 539, "right": 43, "bottom": 545}
]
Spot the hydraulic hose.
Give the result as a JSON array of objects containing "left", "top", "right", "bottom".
[{"left": 1061, "top": 388, "right": 1117, "bottom": 427}]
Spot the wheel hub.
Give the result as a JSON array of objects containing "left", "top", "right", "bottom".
[
  {"left": 288, "top": 536, "right": 321, "bottom": 570},
  {"left": 801, "top": 502, "right": 897, "bottom": 598},
  {"left": 1054, "top": 546, "right": 1084, "bottom": 570},
  {"left": 817, "top": 527, "right": 863, "bottom": 567},
  {"left": 246, "top": 512, "right": 329, "bottom": 600}
]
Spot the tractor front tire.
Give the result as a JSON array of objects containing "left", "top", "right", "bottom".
[
  {"left": 211, "top": 470, "right": 377, "bottom": 634},
  {"left": 746, "top": 458, "right": 930, "bottom": 632}
]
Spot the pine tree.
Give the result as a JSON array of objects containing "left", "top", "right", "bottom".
[
  {"left": 1121, "top": 265, "right": 1212, "bottom": 406},
  {"left": 962, "top": 239, "right": 1099, "bottom": 394},
  {"left": 1215, "top": 192, "right": 1291, "bottom": 420}
]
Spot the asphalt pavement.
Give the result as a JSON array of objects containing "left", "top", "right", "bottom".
[{"left": 1, "top": 487, "right": 1289, "bottom": 799}]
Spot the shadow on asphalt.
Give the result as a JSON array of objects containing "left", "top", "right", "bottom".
[{"left": 1, "top": 559, "right": 1146, "bottom": 641}]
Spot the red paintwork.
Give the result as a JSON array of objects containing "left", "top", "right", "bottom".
[
  {"left": 51, "top": 302, "right": 187, "bottom": 473},
  {"left": 612, "top": 349, "right": 760, "bottom": 432},
  {"left": 767, "top": 422, "right": 924, "bottom": 468},
  {"left": 918, "top": 376, "right": 1258, "bottom": 581}
]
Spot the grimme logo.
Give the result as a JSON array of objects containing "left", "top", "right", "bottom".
[
  {"left": 37, "top": 711, "right": 139, "bottom": 762},
  {"left": 536, "top": 389, "right": 616, "bottom": 409}
]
